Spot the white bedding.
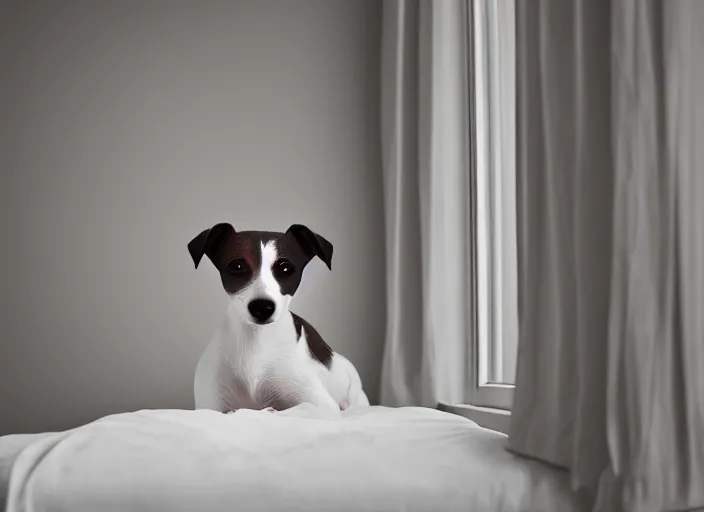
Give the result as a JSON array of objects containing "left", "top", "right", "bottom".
[{"left": 0, "top": 405, "right": 586, "bottom": 512}]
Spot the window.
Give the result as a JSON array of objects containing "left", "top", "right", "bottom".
[{"left": 465, "top": 0, "right": 518, "bottom": 410}]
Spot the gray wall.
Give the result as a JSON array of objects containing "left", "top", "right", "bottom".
[{"left": 0, "top": 0, "right": 384, "bottom": 435}]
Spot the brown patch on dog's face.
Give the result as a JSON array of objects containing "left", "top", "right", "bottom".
[
  {"left": 270, "top": 232, "right": 315, "bottom": 296},
  {"left": 188, "top": 224, "right": 333, "bottom": 323},
  {"left": 213, "top": 231, "right": 277, "bottom": 296}
]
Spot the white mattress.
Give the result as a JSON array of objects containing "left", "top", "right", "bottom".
[{"left": 0, "top": 405, "right": 586, "bottom": 512}]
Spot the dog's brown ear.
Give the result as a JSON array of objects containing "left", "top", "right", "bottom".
[
  {"left": 188, "top": 223, "right": 235, "bottom": 269},
  {"left": 286, "top": 224, "right": 333, "bottom": 270}
]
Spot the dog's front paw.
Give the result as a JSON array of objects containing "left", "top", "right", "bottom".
[{"left": 260, "top": 407, "right": 277, "bottom": 413}]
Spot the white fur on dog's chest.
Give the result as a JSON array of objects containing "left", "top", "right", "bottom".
[{"left": 194, "top": 311, "right": 349, "bottom": 413}]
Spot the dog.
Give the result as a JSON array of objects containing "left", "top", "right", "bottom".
[{"left": 188, "top": 222, "right": 370, "bottom": 415}]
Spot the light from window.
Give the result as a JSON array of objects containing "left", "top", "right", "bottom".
[{"left": 467, "top": 0, "right": 517, "bottom": 409}]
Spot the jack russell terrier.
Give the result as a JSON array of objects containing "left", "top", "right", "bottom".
[{"left": 188, "top": 222, "right": 370, "bottom": 415}]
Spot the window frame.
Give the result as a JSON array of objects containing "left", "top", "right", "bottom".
[{"left": 463, "top": 0, "right": 516, "bottom": 412}]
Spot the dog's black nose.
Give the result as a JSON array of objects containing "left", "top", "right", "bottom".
[{"left": 248, "top": 299, "right": 276, "bottom": 322}]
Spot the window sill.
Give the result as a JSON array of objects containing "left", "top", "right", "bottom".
[{"left": 437, "top": 402, "right": 511, "bottom": 435}]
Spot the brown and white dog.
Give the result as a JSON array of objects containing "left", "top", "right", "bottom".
[{"left": 188, "top": 223, "right": 369, "bottom": 416}]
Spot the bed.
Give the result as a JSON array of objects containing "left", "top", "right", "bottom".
[{"left": 1, "top": 404, "right": 587, "bottom": 512}]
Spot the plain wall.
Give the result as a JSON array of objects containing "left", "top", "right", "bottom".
[{"left": 0, "top": 0, "right": 384, "bottom": 435}]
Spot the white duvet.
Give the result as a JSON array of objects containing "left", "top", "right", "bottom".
[{"left": 0, "top": 405, "right": 586, "bottom": 512}]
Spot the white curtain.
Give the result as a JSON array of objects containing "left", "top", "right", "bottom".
[
  {"left": 379, "top": 0, "right": 470, "bottom": 408},
  {"left": 509, "top": 1, "right": 704, "bottom": 511}
]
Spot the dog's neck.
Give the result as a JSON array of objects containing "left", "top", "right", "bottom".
[{"left": 221, "top": 305, "right": 293, "bottom": 349}]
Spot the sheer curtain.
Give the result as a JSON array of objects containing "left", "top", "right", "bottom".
[
  {"left": 509, "top": 1, "right": 704, "bottom": 511},
  {"left": 379, "top": 0, "right": 470, "bottom": 408}
]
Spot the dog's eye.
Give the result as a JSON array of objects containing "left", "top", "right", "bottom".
[
  {"left": 273, "top": 258, "right": 295, "bottom": 278},
  {"left": 226, "top": 259, "right": 249, "bottom": 275}
]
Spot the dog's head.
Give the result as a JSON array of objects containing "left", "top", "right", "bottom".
[{"left": 188, "top": 223, "right": 332, "bottom": 325}]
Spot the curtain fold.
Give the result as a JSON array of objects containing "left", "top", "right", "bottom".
[
  {"left": 380, "top": 0, "right": 469, "bottom": 408},
  {"left": 509, "top": 1, "right": 704, "bottom": 511}
]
